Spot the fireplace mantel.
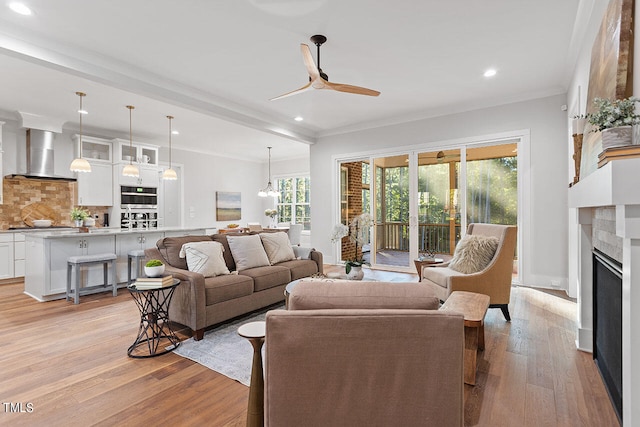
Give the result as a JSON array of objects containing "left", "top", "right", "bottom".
[{"left": 569, "top": 157, "right": 640, "bottom": 425}]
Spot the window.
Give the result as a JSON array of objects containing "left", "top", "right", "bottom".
[{"left": 275, "top": 176, "right": 311, "bottom": 230}]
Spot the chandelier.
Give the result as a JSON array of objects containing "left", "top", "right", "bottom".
[
  {"left": 69, "top": 91, "right": 91, "bottom": 173},
  {"left": 258, "top": 146, "right": 280, "bottom": 198}
]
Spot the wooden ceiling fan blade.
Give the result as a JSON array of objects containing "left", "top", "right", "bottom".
[
  {"left": 325, "top": 81, "right": 380, "bottom": 96},
  {"left": 300, "top": 44, "right": 320, "bottom": 80},
  {"left": 270, "top": 81, "right": 312, "bottom": 101}
]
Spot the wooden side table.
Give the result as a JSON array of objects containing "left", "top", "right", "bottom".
[
  {"left": 414, "top": 257, "right": 444, "bottom": 281},
  {"left": 238, "top": 321, "right": 266, "bottom": 427},
  {"left": 440, "top": 291, "right": 490, "bottom": 385}
]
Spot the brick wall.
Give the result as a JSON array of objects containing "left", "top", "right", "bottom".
[{"left": 341, "top": 162, "right": 363, "bottom": 261}]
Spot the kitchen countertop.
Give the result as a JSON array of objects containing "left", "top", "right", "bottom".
[{"left": 18, "top": 226, "right": 215, "bottom": 239}]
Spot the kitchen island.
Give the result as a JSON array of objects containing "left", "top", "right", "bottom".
[{"left": 24, "top": 227, "right": 214, "bottom": 301}]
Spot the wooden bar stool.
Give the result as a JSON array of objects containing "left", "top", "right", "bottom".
[
  {"left": 127, "top": 249, "right": 146, "bottom": 285},
  {"left": 66, "top": 253, "right": 118, "bottom": 304}
]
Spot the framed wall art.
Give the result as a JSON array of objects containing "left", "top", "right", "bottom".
[
  {"left": 580, "top": 0, "right": 634, "bottom": 179},
  {"left": 216, "top": 191, "right": 241, "bottom": 221}
]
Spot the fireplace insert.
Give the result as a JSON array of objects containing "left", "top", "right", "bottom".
[{"left": 593, "top": 249, "right": 622, "bottom": 423}]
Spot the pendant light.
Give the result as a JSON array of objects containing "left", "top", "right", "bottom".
[
  {"left": 258, "top": 146, "right": 280, "bottom": 198},
  {"left": 162, "top": 115, "right": 178, "bottom": 180},
  {"left": 69, "top": 91, "right": 92, "bottom": 173},
  {"left": 122, "top": 105, "right": 139, "bottom": 177}
]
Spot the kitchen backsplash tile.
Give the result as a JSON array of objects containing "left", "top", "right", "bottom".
[{"left": 0, "top": 177, "right": 110, "bottom": 229}]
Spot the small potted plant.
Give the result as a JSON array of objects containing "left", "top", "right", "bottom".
[
  {"left": 144, "top": 259, "right": 165, "bottom": 278},
  {"left": 588, "top": 97, "right": 640, "bottom": 149},
  {"left": 70, "top": 207, "right": 89, "bottom": 227}
]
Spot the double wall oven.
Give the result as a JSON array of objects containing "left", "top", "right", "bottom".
[{"left": 120, "top": 185, "right": 158, "bottom": 229}]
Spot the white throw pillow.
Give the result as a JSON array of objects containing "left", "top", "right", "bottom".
[
  {"left": 260, "top": 232, "right": 296, "bottom": 264},
  {"left": 179, "top": 241, "right": 230, "bottom": 277},
  {"left": 448, "top": 234, "right": 499, "bottom": 274},
  {"left": 226, "top": 234, "right": 271, "bottom": 271}
]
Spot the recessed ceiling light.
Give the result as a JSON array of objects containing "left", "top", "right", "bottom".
[
  {"left": 171, "top": 130, "right": 179, "bottom": 135},
  {"left": 294, "top": 116, "right": 304, "bottom": 122},
  {"left": 9, "top": 2, "right": 32, "bottom": 15},
  {"left": 484, "top": 69, "right": 497, "bottom": 78},
  {"left": 77, "top": 109, "right": 88, "bottom": 115}
]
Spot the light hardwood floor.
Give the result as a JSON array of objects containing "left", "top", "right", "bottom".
[{"left": 0, "top": 268, "right": 619, "bottom": 426}]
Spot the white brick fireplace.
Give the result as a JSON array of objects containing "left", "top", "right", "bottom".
[{"left": 569, "top": 157, "right": 640, "bottom": 425}]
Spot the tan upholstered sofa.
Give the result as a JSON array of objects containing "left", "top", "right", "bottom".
[
  {"left": 144, "top": 233, "right": 323, "bottom": 340},
  {"left": 265, "top": 280, "right": 465, "bottom": 427}
]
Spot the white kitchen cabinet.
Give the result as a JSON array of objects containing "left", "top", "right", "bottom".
[
  {"left": 113, "top": 138, "right": 159, "bottom": 166},
  {"left": 48, "top": 235, "right": 116, "bottom": 295},
  {"left": 14, "top": 233, "right": 25, "bottom": 277},
  {"left": 116, "top": 163, "right": 159, "bottom": 188},
  {"left": 0, "top": 234, "right": 14, "bottom": 279},
  {"left": 25, "top": 234, "right": 116, "bottom": 299},
  {"left": 78, "top": 162, "right": 113, "bottom": 206},
  {"left": 74, "top": 136, "right": 113, "bottom": 206},
  {"left": 115, "top": 232, "right": 163, "bottom": 283}
]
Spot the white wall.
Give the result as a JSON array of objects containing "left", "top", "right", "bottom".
[
  {"left": 310, "top": 94, "right": 569, "bottom": 290},
  {"left": 171, "top": 148, "right": 266, "bottom": 229},
  {"left": 566, "top": 0, "right": 624, "bottom": 298}
]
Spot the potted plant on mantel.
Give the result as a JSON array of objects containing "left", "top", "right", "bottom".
[{"left": 588, "top": 96, "right": 640, "bottom": 150}]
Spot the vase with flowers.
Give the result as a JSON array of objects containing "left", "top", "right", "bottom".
[
  {"left": 265, "top": 209, "right": 278, "bottom": 228},
  {"left": 588, "top": 97, "right": 640, "bottom": 150},
  {"left": 331, "top": 213, "right": 374, "bottom": 280}
]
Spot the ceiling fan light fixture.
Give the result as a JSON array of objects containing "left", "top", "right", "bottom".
[{"left": 70, "top": 91, "right": 92, "bottom": 173}]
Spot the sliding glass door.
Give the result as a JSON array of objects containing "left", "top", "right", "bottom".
[
  {"left": 337, "top": 141, "right": 518, "bottom": 276},
  {"left": 416, "top": 149, "right": 462, "bottom": 258}
]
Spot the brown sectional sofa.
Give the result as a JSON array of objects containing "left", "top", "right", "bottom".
[{"left": 144, "top": 233, "right": 323, "bottom": 340}]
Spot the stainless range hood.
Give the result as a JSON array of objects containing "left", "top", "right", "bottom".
[{"left": 7, "top": 129, "right": 76, "bottom": 181}]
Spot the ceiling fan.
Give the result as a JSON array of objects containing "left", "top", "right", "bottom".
[{"left": 270, "top": 34, "right": 381, "bottom": 101}]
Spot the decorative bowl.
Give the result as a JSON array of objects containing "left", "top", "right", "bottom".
[
  {"left": 227, "top": 223, "right": 239, "bottom": 228},
  {"left": 33, "top": 219, "right": 52, "bottom": 227},
  {"left": 144, "top": 265, "right": 165, "bottom": 278}
]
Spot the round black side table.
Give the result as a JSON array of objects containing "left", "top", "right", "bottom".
[{"left": 127, "top": 279, "right": 181, "bottom": 358}]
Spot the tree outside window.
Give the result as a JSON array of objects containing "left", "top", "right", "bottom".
[{"left": 276, "top": 176, "right": 311, "bottom": 230}]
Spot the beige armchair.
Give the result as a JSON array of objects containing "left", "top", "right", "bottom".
[
  {"left": 422, "top": 223, "right": 517, "bottom": 321},
  {"left": 264, "top": 281, "right": 464, "bottom": 427}
]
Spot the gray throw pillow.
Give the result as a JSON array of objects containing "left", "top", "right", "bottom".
[
  {"left": 448, "top": 234, "right": 499, "bottom": 274},
  {"left": 260, "top": 232, "right": 295, "bottom": 264},
  {"left": 226, "top": 234, "right": 271, "bottom": 271},
  {"left": 179, "top": 241, "right": 230, "bottom": 277}
]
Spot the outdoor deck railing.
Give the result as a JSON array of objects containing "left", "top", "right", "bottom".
[{"left": 375, "top": 222, "right": 461, "bottom": 254}]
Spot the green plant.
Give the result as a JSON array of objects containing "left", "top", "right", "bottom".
[
  {"left": 588, "top": 97, "right": 640, "bottom": 132},
  {"left": 264, "top": 209, "right": 277, "bottom": 218},
  {"left": 70, "top": 207, "right": 89, "bottom": 221},
  {"left": 145, "top": 259, "right": 163, "bottom": 267}
]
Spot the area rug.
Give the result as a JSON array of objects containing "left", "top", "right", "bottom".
[{"left": 173, "top": 304, "right": 282, "bottom": 386}]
